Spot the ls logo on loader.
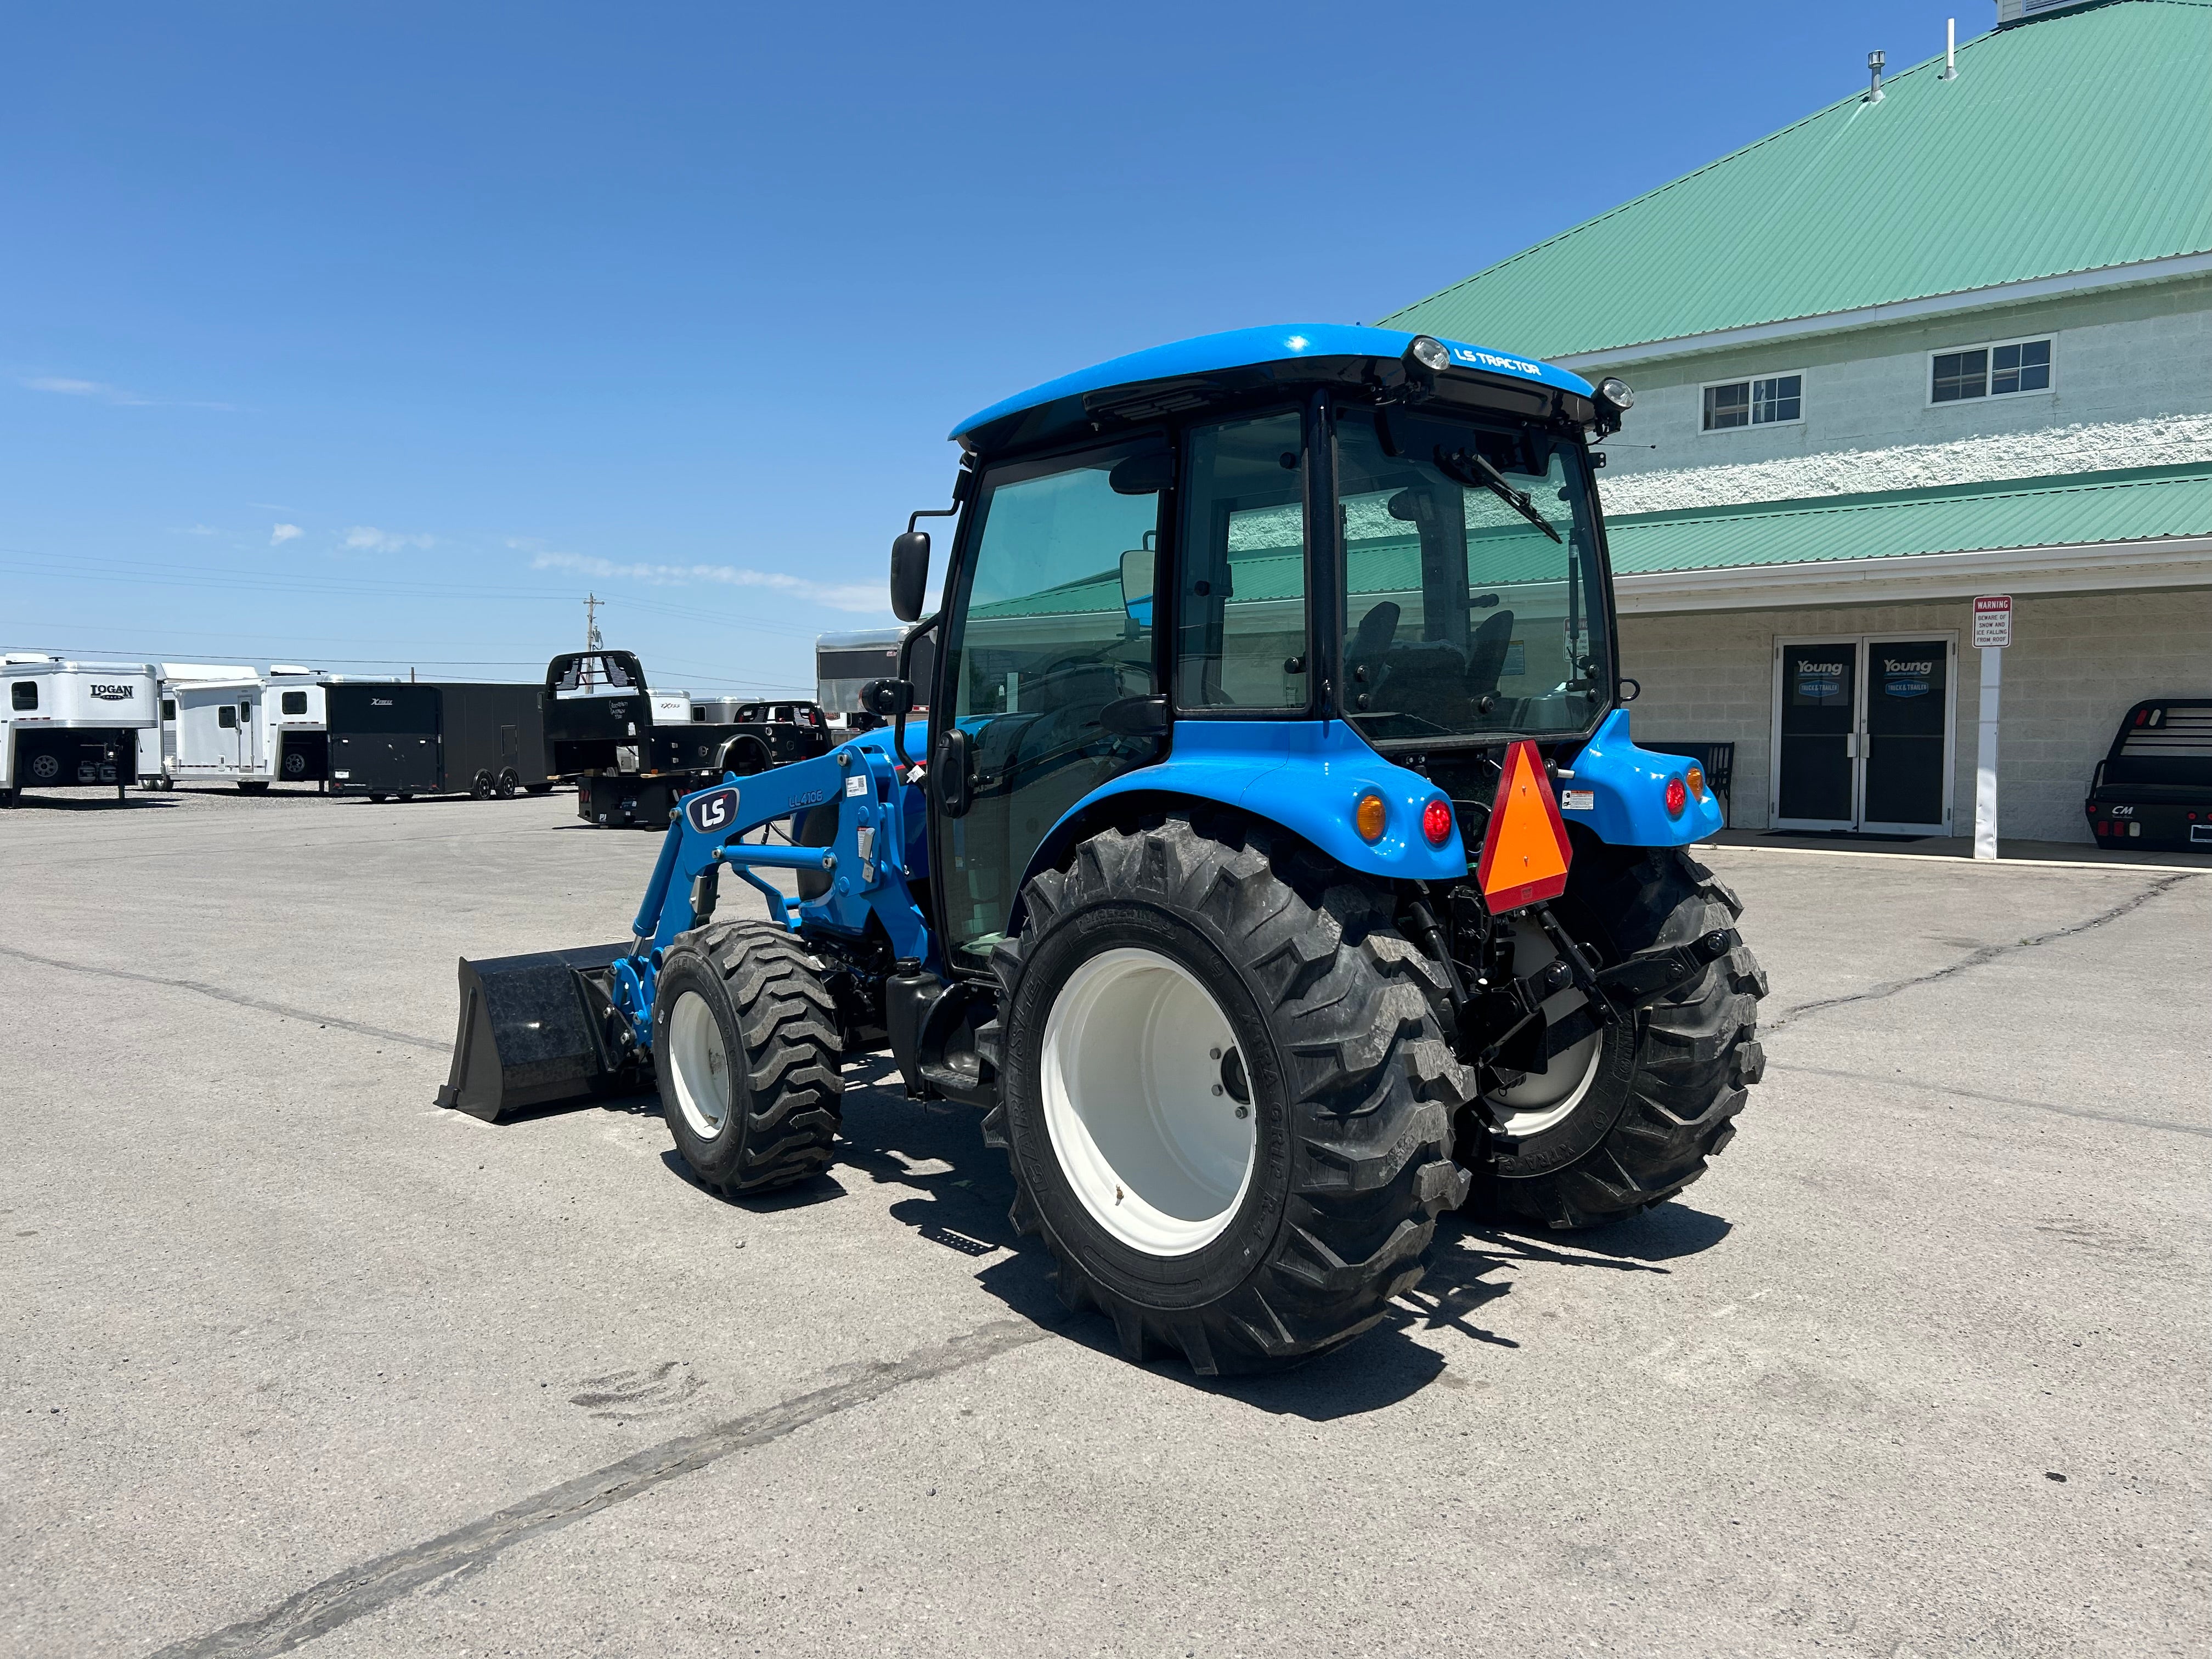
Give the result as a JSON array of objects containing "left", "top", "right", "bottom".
[{"left": 685, "top": 786, "right": 738, "bottom": 834}]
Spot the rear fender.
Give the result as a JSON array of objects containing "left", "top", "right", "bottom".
[
  {"left": 1562, "top": 708, "right": 1723, "bottom": 845},
  {"left": 1022, "top": 719, "right": 1466, "bottom": 900}
]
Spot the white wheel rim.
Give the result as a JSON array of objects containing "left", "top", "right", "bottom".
[
  {"left": 1490, "top": 924, "right": 1605, "bottom": 1136},
  {"left": 668, "top": 990, "right": 733, "bottom": 1140},
  {"left": 1039, "top": 947, "right": 1257, "bottom": 1257}
]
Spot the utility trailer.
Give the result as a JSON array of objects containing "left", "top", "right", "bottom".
[
  {"left": 2, "top": 655, "right": 158, "bottom": 806},
  {"left": 328, "top": 681, "right": 551, "bottom": 803},
  {"left": 446, "top": 325, "right": 1769, "bottom": 1377},
  {"left": 544, "top": 650, "right": 828, "bottom": 828}
]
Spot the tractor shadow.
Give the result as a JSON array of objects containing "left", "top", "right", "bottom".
[
  {"left": 816, "top": 1054, "right": 1737, "bottom": 1420},
  {"left": 622, "top": 1052, "right": 1735, "bottom": 1419}
]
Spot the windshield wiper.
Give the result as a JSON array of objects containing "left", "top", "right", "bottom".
[{"left": 1440, "top": 448, "right": 1562, "bottom": 544}]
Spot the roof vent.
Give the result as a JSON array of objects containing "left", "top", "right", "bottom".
[{"left": 1864, "top": 48, "right": 1886, "bottom": 103}]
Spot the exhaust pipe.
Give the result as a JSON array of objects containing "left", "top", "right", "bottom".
[{"left": 437, "top": 941, "right": 650, "bottom": 1122}]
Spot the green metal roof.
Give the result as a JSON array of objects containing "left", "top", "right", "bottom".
[
  {"left": 1605, "top": 461, "right": 2212, "bottom": 575},
  {"left": 1381, "top": 1, "right": 2212, "bottom": 359}
]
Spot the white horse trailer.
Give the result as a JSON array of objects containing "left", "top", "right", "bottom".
[
  {"left": 144, "top": 664, "right": 332, "bottom": 792},
  {"left": 2, "top": 654, "right": 159, "bottom": 806}
]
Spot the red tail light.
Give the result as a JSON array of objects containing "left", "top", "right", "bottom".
[
  {"left": 1664, "top": 775, "right": 1687, "bottom": 816},
  {"left": 1421, "top": 797, "right": 1453, "bottom": 846}
]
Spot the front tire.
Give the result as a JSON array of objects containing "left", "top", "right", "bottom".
[
  {"left": 986, "top": 819, "right": 1471, "bottom": 1375},
  {"left": 1468, "top": 847, "right": 1767, "bottom": 1229},
  {"left": 654, "top": 920, "right": 845, "bottom": 1195}
]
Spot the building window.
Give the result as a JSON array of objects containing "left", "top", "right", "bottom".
[
  {"left": 281, "top": 691, "right": 308, "bottom": 715},
  {"left": 1932, "top": 337, "right": 2051, "bottom": 403},
  {"left": 10, "top": 681, "right": 35, "bottom": 711},
  {"left": 1703, "top": 374, "right": 1802, "bottom": 431}
]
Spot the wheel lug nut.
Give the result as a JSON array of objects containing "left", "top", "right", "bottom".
[
  {"left": 1211, "top": 1084, "right": 1223, "bottom": 1096},
  {"left": 1209, "top": 1047, "right": 1221, "bottom": 1060},
  {"left": 1235, "top": 1105, "right": 1249, "bottom": 1118}
]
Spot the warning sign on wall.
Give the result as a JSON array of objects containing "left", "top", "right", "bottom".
[{"left": 1973, "top": 594, "right": 2013, "bottom": 648}]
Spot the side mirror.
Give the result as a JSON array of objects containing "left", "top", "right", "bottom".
[
  {"left": 890, "top": 530, "right": 931, "bottom": 623},
  {"left": 859, "top": 678, "right": 916, "bottom": 718},
  {"left": 1119, "top": 545, "right": 1155, "bottom": 627}
]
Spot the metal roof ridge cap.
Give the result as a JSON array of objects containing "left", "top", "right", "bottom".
[{"left": 1604, "top": 459, "right": 2212, "bottom": 525}]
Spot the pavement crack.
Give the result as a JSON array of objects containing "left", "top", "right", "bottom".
[
  {"left": 1767, "top": 1062, "right": 2211, "bottom": 1140},
  {"left": 1763, "top": 873, "right": 2198, "bottom": 1036},
  {"left": 146, "top": 1317, "right": 1049, "bottom": 1659},
  {"left": 0, "top": 944, "right": 444, "bottom": 1052}
]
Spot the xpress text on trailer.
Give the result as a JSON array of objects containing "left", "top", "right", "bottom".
[
  {"left": 2, "top": 656, "right": 157, "bottom": 806},
  {"left": 328, "top": 681, "right": 552, "bottom": 802},
  {"left": 543, "top": 651, "right": 827, "bottom": 828}
]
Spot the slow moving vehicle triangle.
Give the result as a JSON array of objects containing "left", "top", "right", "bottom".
[{"left": 1477, "top": 738, "right": 1572, "bottom": 912}]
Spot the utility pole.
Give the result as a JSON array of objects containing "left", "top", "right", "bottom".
[{"left": 584, "top": 593, "right": 604, "bottom": 652}]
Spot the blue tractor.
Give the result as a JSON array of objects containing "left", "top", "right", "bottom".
[{"left": 440, "top": 325, "right": 1768, "bottom": 1374}]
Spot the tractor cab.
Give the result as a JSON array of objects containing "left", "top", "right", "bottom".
[{"left": 878, "top": 325, "right": 1647, "bottom": 970}]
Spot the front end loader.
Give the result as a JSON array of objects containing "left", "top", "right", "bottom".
[{"left": 440, "top": 324, "right": 1767, "bottom": 1375}]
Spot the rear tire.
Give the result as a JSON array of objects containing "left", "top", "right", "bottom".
[
  {"left": 654, "top": 920, "right": 844, "bottom": 1195},
  {"left": 496, "top": 768, "right": 520, "bottom": 799},
  {"left": 1466, "top": 847, "right": 1766, "bottom": 1229},
  {"left": 985, "top": 819, "right": 1471, "bottom": 1375},
  {"left": 469, "top": 769, "right": 495, "bottom": 800}
]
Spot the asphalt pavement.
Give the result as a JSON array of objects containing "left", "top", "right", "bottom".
[{"left": 3, "top": 785, "right": 2205, "bottom": 1658}]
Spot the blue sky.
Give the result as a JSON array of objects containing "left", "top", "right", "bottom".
[{"left": 3, "top": 1, "right": 1973, "bottom": 695}]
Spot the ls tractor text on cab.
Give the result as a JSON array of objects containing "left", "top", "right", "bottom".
[{"left": 440, "top": 325, "right": 1768, "bottom": 1375}]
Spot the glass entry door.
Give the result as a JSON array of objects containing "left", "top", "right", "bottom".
[{"left": 1772, "top": 636, "right": 1955, "bottom": 835}]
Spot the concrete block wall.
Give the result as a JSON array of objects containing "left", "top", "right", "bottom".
[{"left": 1620, "top": 587, "right": 2212, "bottom": 843}]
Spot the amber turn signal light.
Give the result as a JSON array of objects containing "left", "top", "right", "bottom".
[
  {"left": 1355, "top": 792, "right": 1387, "bottom": 842},
  {"left": 1685, "top": 764, "right": 1707, "bottom": 800}
]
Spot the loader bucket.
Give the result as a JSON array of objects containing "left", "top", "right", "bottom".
[{"left": 436, "top": 942, "right": 648, "bottom": 1122}]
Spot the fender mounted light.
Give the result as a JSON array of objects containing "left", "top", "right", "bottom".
[
  {"left": 1355, "top": 791, "right": 1387, "bottom": 842},
  {"left": 1664, "top": 775, "right": 1688, "bottom": 816},
  {"left": 1421, "top": 797, "right": 1453, "bottom": 847}
]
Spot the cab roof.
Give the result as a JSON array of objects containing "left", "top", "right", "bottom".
[{"left": 949, "top": 324, "right": 1595, "bottom": 454}]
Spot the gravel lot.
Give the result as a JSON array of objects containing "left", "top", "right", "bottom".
[{"left": 3, "top": 785, "right": 2206, "bottom": 1658}]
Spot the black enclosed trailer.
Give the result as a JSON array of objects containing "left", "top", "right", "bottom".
[{"left": 327, "top": 681, "right": 553, "bottom": 802}]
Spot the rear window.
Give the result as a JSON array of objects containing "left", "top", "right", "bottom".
[{"left": 10, "top": 681, "right": 34, "bottom": 711}]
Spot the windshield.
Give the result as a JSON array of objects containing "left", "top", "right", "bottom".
[{"left": 1333, "top": 407, "right": 1610, "bottom": 744}]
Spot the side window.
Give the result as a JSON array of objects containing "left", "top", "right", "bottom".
[
  {"left": 161, "top": 698, "right": 177, "bottom": 720},
  {"left": 10, "top": 681, "right": 35, "bottom": 712},
  {"left": 1176, "top": 411, "right": 1307, "bottom": 710},
  {"left": 218, "top": 706, "right": 236, "bottom": 729},
  {"left": 281, "top": 691, "right": 308, "bottom": 716}
]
